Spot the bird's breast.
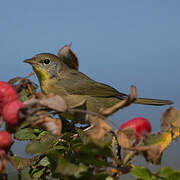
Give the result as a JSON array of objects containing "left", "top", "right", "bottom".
[{"left": 40, "top": 79, "right": 67, "bottom": 96}]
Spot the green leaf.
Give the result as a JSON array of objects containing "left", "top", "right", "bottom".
[
  {"left": 55, "top": 156, "right": 88, "bottom": 177},
  {"left": 26, "top": 131, "right": 57, "bottom": 154},
  {"left": 52, "top": 145, "right": 67, "bottom": 151},
  {"left": 14, "top": 128, "right": 36, "bottom": 140},
  {"left": 143, "top": 133, "right": 169, "bottom": 145},
  {"left": 55, "top": 156, "right": 77, "bottom": 175},
  {"left": 105, "top": 177, "right": 114, "bottom": 180},
  {"left": 18, "top": 121, "right": 31, "bottom": 129},
  {"left": 10, "top": 156, "right": 34, "bottom": 170},
  {"left": 40, "top": 133, "right": 56, "bottom": 143},
  {"left": 30, "top": 167, "right": 45, "bottom": 179},
  {"left": 26, "top": 141, "right": 49, "bottom": 154},
  {"left": 33, "top": 128, "right": 43, "bottom": 135},
  {"left": 37, "top": 131, "right": 57, "bottom": 144},
  {"left": 149, "top": 175, "right": 158, "bottom": 180},
  {"left": 77, "top": 142, "right": 111, "bottom": 157},
  {"left": 74, "top": 163, "right": 88, "bottom": 178},
  {"left": 157, "top": 167, "right": 180, "bottom": 180},
  {"left": 130, "top": 166, "right": 152, "bottom": 180},
  {"left": 19, "top": 90, "right": 29, "bottom": 102},
  {"left": 74, "top": 142, "right": 111, "bottom": 167},
  {"left": 38, "top": 156, "right": 50, "bottom": 167},
  {"left": 94, "top": 173, "right": 113, "bottom": 180}
]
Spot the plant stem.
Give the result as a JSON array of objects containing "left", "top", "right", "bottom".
[{"left": 18, "top": 171, "right": 22, "bottom": 180}]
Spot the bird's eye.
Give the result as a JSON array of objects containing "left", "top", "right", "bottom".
[{"left": 44, "top": 59, "right": 50, "bottom": 64}]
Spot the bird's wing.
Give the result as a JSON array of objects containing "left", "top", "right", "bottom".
[{"left": 59, "top": 70, "right": 127, "bottom": 99}]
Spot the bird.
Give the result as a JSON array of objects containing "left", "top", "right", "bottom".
[{"left": 23, "top": 52, "right": 173, "bottom": 116}]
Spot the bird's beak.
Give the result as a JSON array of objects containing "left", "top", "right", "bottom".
[{"left": 23, "top": 58, "right": 37, "bottom": 65}]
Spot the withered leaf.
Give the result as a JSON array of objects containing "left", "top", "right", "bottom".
[
  {"left": 86, "top": 115, "right": 112, "bottom": 140},
  {"left": 24, "top": 95, "right": 67, "bottom": 112},
  {"left": 9, "top": 75, "right": 38, "bottom": 102},
  {"left": 117, "top": 127, "right": 136, "bottom": 148},
  {"left": 57, "top": 44, "right": 79, "bottom": 70},
  {"left": 8, "top": 73, "right": 35, "bottom": 85},
  {"left": 10, "top": 156, "right": 34, "bottom": 170},
  {"left": 129, "top": 132, "right": 172, "bottom": 164},
  {"left": 8, "top": 77, "right": 23, "bottom": 84},
  {"left": 32, "top": 116, "right": 62, "bottom": 136},
  {"left": 161, "top": 107, "right": 180, "bottom": 138},
  {"left": 39, "top": 95, "right": 67, "bottom": 112}
]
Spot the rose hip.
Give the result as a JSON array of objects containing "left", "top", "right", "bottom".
[
  {"left": 118, "top": 117, "right": 152, "bottom": 139},
  {"left": 2, "top": 100, "right": 24, "bottom": 126},
  {"left": 0, "top": 131, "right": 13, "bottom": 150}
]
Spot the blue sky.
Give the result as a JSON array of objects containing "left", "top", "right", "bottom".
[{"left": 0, "top": 1, "right": 180, "bottom": 173}]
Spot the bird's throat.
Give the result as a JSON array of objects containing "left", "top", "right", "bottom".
[
  {"left": 32, "top": 65, "right": 59, "bottom": 95},
  {"left": 32, "top": 66, "right": 50, "bottom": 82}
]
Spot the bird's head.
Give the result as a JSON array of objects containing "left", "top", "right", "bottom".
[{"left": 24, "top": 53, "right": 63, "bottom": 82}]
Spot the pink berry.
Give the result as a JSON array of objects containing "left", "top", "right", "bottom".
[
  {"left": 118, "top": 117, "right": 152, "bottom": 139},
  {"left": 2, "top": 100, "right": 24, "bottom": 126},
  {"left": 0, "top": 131, "right": 13, "bottom": 150}
]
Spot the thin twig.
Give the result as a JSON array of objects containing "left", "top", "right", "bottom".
[
  {"left": 99, "top": 85, "right": 137, "bottom": 116},
  {"left": 67, "top": 108, "right": 106, "bottom": 119}
]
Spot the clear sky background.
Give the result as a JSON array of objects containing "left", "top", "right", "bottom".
[{"left": 0, "top": 1, "right": 180, "bottom": 179}]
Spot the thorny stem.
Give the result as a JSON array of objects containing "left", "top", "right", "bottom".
[{"left": 18, "top": 171, "right": 22, "bottom": 180}]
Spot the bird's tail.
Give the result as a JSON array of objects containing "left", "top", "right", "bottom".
[{"left": 135, "top": 97, "right": 173, "bottom": 106}]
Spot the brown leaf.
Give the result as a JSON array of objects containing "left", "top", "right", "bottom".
[
  {"left": 117, "top": 128, "right": 136, "bottom": 148},
  {"left": 8, "top": 75, "right": 38, "bottom": 101},
  {"left": 24, "top": 95, "right": 67, "bottom": 112},
  {"left": 19, "top": 95, "right": 67, "bottom": 127},
  {"left": 86, "top": 115, "right": 112, "bottom": 140},
  {"left": 9, "top": 156, "right": 34, "bottom": 170},
  {"left": 32, "top": 116, "right": 62, "bottom": 136},
  {"left": 8, "top": 77, "right": 23, "bottom": 84},
  {"left": 161, "top": 107, "right": 180, "bottom": 138},
  {"left": 57, "top": 43, "right": 79, "bottom": 70},
  {"left": 129, "top": 132, "right": 172, "bottom": 164},
  {"left": 39, "top": 95, "right": 67, "bottom": 112},
  {"left": 131, "top": 145, "right": 162, "bottom": 163}
]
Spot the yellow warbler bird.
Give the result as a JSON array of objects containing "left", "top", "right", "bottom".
[{"left": 24, "top": 52, "right": 173, "bottom": 115}]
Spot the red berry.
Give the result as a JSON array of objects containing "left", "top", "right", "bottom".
[
  {"left": 118, "top": 117, "right": 151, "bottom": 139},
  {"left": 2, "top": 100, "right": 24, "bottom": 126},
  {"left": 0, "top": 131, "right": 12, "bottom": 150},
  {"left": 0, "top": 81, "right": 18, "bottom": 112}
]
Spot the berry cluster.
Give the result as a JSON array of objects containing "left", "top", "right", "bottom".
[{"left": 0, "top": 81, "right": 24, "bottom": 154}]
